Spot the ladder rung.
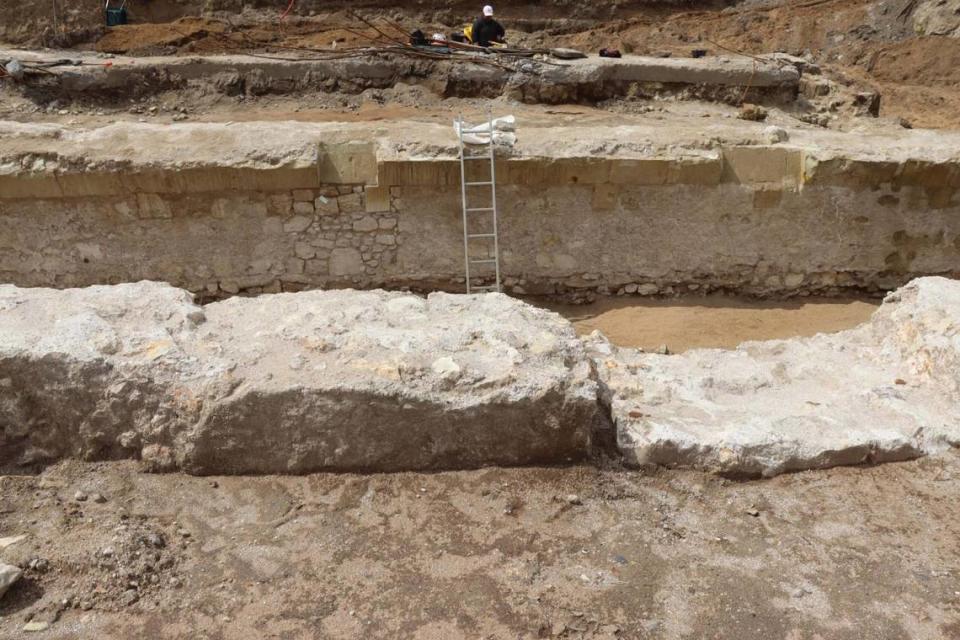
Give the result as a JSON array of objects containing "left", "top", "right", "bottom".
[
  {"left": 464, "top": 181, "right": 494, "bottom": 186},
  {"left": 462, "top": 155, "right": 492, "bottom": 160},
  {"left": 467, "top": 233, "right": 497, "bottom": 239},
  {"left": 466, "top": 207, "right": 495, "bottom": 212},
  {"left": 470, "top": 259, "right": 497, "bottom": 264}
]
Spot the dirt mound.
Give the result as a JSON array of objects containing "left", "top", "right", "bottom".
[
  {"left": 95, "top": 17, "right": 227, "bottom": 54},
  {"left": 867, "top": 36, "right": 960, "bottom": 86}
]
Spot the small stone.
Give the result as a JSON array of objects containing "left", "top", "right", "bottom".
[
  {"left": 100, "top": 546, "right": 115, "bottom": 557},
  {"left": 565, "top": 494, "right": 582, "bottom": 506},
  {"left": 738, "top": 103, "right": 768, "bottom": 122},
  {"left": 637, "top": 283, "right": 659, "bottom": 296},
  {"left": 657, "top": 344, "right": 670, "bottom": 355},
  {"left": 121, "top": 589, "right": 139, "bottom": 606},
  {"left": 23, "top": 621, "right": 50, "bottom": 632},
  {"left": 80, "top": 600, "right": 93, "bottom": 611},
  {"left": 169, "top": 577, "right": 182, "bottom": 588},
  {"left": 746, "top": 508, "right": 760, "bottom": 517},
  {"left": 73, "top": 491, "right": 88, "bottom": 502},
  {"left": 91, "top": 493, "right": 107, "bottom": 504},
  {"left": 143, "top": 532, "right": 166, "bottom": 549},
  {"left": 431, "top": 357, "right": 462, "bottom": 382},
  {"left": 764, "top": 126, "right": 789, "bottom": 143},
  {"left": 897, "top": 117, "right": 913, "bottom": 129},
  {"left": 178, "top": 529, "right": 191, "bottom": 538}
]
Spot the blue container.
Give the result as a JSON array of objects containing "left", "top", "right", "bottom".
[{"left": 106, "top": 8, "right": 127, "bottom": 26}]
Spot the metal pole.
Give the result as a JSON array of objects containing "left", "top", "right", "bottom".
[
  {"left": 458, "top": 114, "right": 471, "bottom": 294},
  {"left": 488, "top": 110, "right": 501, "bottom": 293}
]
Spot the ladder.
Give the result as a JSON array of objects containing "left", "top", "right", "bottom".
[{"left": 457, "top": 113, "right": 501, "bottom": 294}]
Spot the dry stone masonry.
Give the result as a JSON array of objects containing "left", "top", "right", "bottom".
[{"left": 2, "top": 120, "right": 960, "bottom": 299}]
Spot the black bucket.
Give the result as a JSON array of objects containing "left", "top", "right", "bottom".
[{"left": 106, "top": 8, "right": 127, "bottom": 26}]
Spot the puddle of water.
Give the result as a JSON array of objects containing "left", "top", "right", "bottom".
[{"left": 533, "top": 295, "right": 880, "bottom": 353}]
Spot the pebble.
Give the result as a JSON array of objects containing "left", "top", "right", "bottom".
[
  {"left": 565, "top": 494, "right": 582, "bottom": 506},
  {"left": 91, "top": 493, "right": 107, "bottom": 504},
  {"left": 144, "top": 532, "right": 166, "bottom": 549},
  {"left": 746, "top": 508, "right": 760, "bottom": 517},
  {"left": 73, "top": 491, "right": 88, "bottom": 502},
  {"left": 121, "top": 589, "right": 139, "bottom": 606},
  {"left": 100, "top": 546, "right": 115, "bottom": 558},
  {"left": 23, "top": 621, "right": 50, "bottom": 632}
]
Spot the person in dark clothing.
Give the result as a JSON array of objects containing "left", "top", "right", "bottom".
[{"left": 471, "top": 5, "right": 506, "bottom": 47}]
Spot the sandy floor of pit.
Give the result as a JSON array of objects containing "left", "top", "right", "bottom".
[
  {"left": 1, "top": 454, "right": 959, "bottom": 639},
  {"left": 540, "top": 295, "right": 880, "bottom": 352}
]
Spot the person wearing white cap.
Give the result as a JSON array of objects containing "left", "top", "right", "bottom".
[{"left": 470, "top": 5, "right": 506, "bottom": 47}]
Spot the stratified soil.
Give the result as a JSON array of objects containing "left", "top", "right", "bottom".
[{"left": 1, "top": 454, "right": 959, "bottom": 639}]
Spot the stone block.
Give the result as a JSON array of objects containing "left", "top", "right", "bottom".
[
  {"left": 329, "top": 248, "right": 365, "bottom": 276},
  {"left": 352, "top": 216, "right": 379, "bottom": 232},
  {"left": 365, "top": 186, "right": 391, "bottom": 213},
  {"left": 339, "top": 193, "right": 364, "bottom": 214},
  {"left": 292, "top": 201, "right": 315, "bottom": 215},
  {"left": 283, "top": 215, "right": 313, "bottom": 233},
  {"left": 315, "top": 195, "right": 340, "bottom": 215},
  {"left": 294, "top": 242, "right": 316, "bottom": 259}
]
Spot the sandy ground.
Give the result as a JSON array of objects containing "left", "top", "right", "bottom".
[
  {"left": 1, "top": 453, "right": 959, "bottom": 639},
  {"left": 541, "top": 296, "right": 880, "bottom": 352}
]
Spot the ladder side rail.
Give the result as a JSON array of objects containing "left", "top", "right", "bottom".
[
  {"left": 487, "top": 111, "right": 501, "bottom": 293},
  {"left": 458, "top": 114, "right": 473, "bottom": 294}
]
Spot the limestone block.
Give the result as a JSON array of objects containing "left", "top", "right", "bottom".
[
  {"left": 315, "top": 195, "right": 339, "bottom": 215},
  {"left": 294, "top": 242, "right": 316, "bottom": 259},
  {"left": 329, "top": 247, "right": 365, "bottom": 276},
  {"left": 292, "top": 189, "right": 315, "bottom": 202},
  {"left": 591, "top": 277, "right": 960, "bottom": 477},
  {"left": 352, "top": 216, "right": 379, "bottom": 233},
  {"left": 292, "top": 201, "right": 315, "bottom": 215},
  {"left": 339, "top": 193, "right": 364, "bottom": 214},
  {"left": 317, "top": 141, "right": 377, "bottom": 185},
  {"left": 283, "top": 215, "right": 313, "bottom": 233},
  {"left": 266, "top": 193, "right": 293, "bottom": 216},
  {"left": 365, "top": 185, "right": 391, "bottom": 213},
  {"left": 0, "top": 283, "right": 599, "bottom": 474}
]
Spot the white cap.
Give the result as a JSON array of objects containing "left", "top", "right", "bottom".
[{"left": 483, "top": 5, "right": 494, "bottom": 16}]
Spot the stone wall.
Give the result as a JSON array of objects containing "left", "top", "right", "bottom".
[{"left": 1, "top": 128, "right": 959, "bottom": 298}]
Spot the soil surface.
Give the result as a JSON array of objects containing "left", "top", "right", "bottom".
[
  {"left": 4, "top": 0, "right": 960, "bottom": 128},
  {"left": 2, "top": 454, "right": 959, "bottom": 639},
  {"left": 541, "top": 295, "right": 880, "bottom": 352}
]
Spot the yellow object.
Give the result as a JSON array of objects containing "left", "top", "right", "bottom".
[{"left": 463, "top": 23, "right": 474, "bottom": 43}]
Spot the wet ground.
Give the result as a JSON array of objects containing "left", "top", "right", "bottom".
[
  {"left": 1, "top": 453, "right": 959, "bottom": 639},
  {"left": 541, "top": 295, "right": 880, "bottom": 352}
]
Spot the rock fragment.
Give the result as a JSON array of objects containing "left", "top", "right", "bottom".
[{"left": 0, "top": 563, "right": 22, "bottom": 600}]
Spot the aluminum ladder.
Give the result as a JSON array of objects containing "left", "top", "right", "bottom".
[{"left": 457, "top": 113, "right": 501, "bottom": 294}]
